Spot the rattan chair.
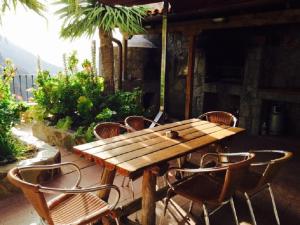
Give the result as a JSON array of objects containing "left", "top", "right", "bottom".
[
  {"left": 198, "top": 111, "right": 238, "bottom": 127},
  {"left": 7, "top": 162, "right": 120, "bottom": 225},
  {"left": 188, "top": 111, "right": 238, "bottom": 166},
  {"left": 237, "top": 150, "right": 293, "bottom": 225},
  {"left": 94, "top": 122, "right": 132, "bottom": 140},
  {"left": 124, "top": 115, "right": 161, "bottom": 132},
  {"left": 161, "top": 152, "right": 255, "bottom": 225}
]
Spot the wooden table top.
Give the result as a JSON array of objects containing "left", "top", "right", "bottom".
[{"left": 73, "top": 118, "right": 244, "bottom": 176}]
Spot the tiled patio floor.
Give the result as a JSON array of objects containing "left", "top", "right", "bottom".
[{"left": 0, "top": 132, "right": 299, "bottom": 225}]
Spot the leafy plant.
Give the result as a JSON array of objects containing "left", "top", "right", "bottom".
[
  {"left": 0, "top": 0, "right": 45, "bottom": 23},
  {"left": 106, "top": 88, "right": 143, "bottom": 121},
  {"left": 32, "top": 53, "right": 144, "bottom": 143},
  {"left": 77, "top": 96, "right": 93, "bottom": 120},
  {"left": 0, "top": 133, "right": 25, "bottom": 162},
  {"left": 95, "top": 107, "right": 115, "bottom": 121},
  {"left": 56, "top": 116, "right": 73, "bottom": 131},
  {"left": 56, "top": 0, "right": 149, "bottom": 38},
  {"left": 73, "top": 122, "right": 95, "bottom": 143},
  {"left": 0, "top": 59, "right": 27, "bottom": 161},
  {"left": 55, "top": 0, "right": 150, "bottom": 93}
]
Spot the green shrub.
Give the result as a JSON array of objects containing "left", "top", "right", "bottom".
[
  {"left": 0, "top": 133, "right": 24, "bottom": 161},
  {"left": 56, "top": 116, "right": 73, "bottom": 131},
  {"left": 0, "top": 59, "right": 27, "bottom": 161},
  {"left": 32, "top": 52, "right": 144, "bottom": 143}
]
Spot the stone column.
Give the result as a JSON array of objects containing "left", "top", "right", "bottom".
[
  {"left": 239, "top": 38, "right": 265, "bottom": 135},
  {"left": 192, "top": 46, "right": 206, "bottom": 117}
]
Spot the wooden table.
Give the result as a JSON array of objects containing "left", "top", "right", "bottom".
[{"left": 73, "top": 118, "right": 244, "bottom": 225}]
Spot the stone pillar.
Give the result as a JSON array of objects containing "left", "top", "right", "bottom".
[
  {"left": 192, "top": 47, "right": 206, "bottom": 117},
  {"left": 239, "top": 39, "right": 265, "bottom": 135}
]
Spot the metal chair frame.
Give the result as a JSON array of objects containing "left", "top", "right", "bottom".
[
  {"left": 238, "top": 150, "right": 293, "bottom": 225},
  {"left": 200, "top": 150, "right": 293, "bottom": 225},
  {"left": 178, "top": 111, "right": 238, "bottom": 169},
  {"left": 161, "top": 152, "right": 255, "bottom": 225},
  {"left": 8, "top": 162, "right": 121, "bottom": 225}
]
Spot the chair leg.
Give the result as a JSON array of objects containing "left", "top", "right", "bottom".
[
  {"left": 268, "top": 184, "right": 280, "bottom": 225},
  {"left": 188, "top": 201, "right": 194, "bottom": 213},
  {"left": 245, "top": 192, "right": 257, "bottom": 225},
  {"left": 121, "top": 176, "right": 126, "bottom": 187},
  {"left": 229, "top": 197, "right": 239, "bottom": 225},
  {"left": 129, "top": 179, "right": 139, "bottom": 222},
  {"left": 203, "top": 204, "right": 210, "bottom": 225},
  {"left": 130, "top": 179, "right": 135, "bottom": 200},
  {"left": 40, "top": 218, "right": 47, "bottom": 225},
  {"left": 159, "top": 193, "right": 171, "bottom": 225},
  {"left": 115, "top": 218, "right": 120, "bottom": 225}
]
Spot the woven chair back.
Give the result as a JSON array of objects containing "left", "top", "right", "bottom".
[
  {"left": 7, "top": 167, "right": 54, "bottom": 225},
  {"left": 94, "top": 122, "right": 124, "bottom": 139},
  {"left": 125, "top": 116, "right": 146, "bottom": 131},
  {"left": 199, "top": 111, "right": 237, "bottom": 127},
  {"left": 250, "top": 150, "right": 293, "bottom": 188},
  {"left": 219, "top": 153, "right": 255, "bottom": 202}
]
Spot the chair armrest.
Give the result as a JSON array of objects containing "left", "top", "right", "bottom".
[
  {"left": 251, "top": 161, "right": 272, "bottom": 166},
  {"left": 200, "top": 153, "right": 219, "bottom": 167},
  {"left": 119, "top": 123, "right": 135, "bottom": 132},
  {"left": 166, "top": 166, "right": 227, "bottom": 190},
  {"left": 40, "top": 184, "right": 121, "bottom": 210},
  {"left": 144, "top": 118, "right": 161, "bottom": 127},
  {"left": 18, "top": 162, "right": 81, "bottom": 188},
  {"left": 200, "top": 152, "right": 252, "bottom": 167}
]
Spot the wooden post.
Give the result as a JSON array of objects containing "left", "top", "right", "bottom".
[
  {"left": 159, "top": 0, "right": 168, "bottom": 112},
  {"left": 141, "top": 169, "right": 157, "bottom": 225},
  {"left": 185, "top": 34, "right": 196, "bottom": 119},
  {"left": 98, "top": 167, "right": 116, "bottom": 201},
  {"left": 122, "top": 35, "right": 128, "bottom": 82}
]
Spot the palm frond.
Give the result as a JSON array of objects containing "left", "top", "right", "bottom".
[
  {"left": 55, "top": 0, "right": 149, "bottom": 40},
  {"left": 1, "top": 0, "right": 45, "bottom": 15}
]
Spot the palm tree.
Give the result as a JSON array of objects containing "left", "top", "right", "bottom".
[
  {"left": 0, "top": 0, "right": 45, "bottom": 21},
  {"left": 56, "top": 0, "right": 148, "bottom": 94}
]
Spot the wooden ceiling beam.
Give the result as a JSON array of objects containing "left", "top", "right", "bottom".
[{"left": 146, "top": 8, "right": 300, "bottom": 33}]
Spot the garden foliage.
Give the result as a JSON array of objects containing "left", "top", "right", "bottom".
[
  {"left": 32, "top": 52, "right": 144, "bottom": 142},
  {"left": 0, "top": 60, "right": 27, "bottom": 161}
]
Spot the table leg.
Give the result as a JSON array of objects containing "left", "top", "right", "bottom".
[
  {"left": 98, "top": 167, "right": 116, "bottom": 201},
  {"left": 141, "top": 169, "right": 157, "bottom": 225}
]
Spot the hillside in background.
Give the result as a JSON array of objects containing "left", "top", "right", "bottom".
[{"left": 0, "top": 36, "right": 62, "bottom": 75}]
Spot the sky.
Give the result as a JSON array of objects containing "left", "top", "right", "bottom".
[{"left": 0, "top": 1, "right": 121, "bottom": 68}]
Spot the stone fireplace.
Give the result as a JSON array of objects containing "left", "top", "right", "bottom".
[{"left": 191, "top": 25, "right": 300, "bottom": 136}]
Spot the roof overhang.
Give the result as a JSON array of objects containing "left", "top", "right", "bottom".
[
  {"left": 99, "top": 0, "right": 289, "bottom": 13},
  {"left": 99, "top": 0, "right": 162, "bottom": 6}
]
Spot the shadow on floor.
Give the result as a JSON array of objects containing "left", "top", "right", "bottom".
[{"left": 0, "top": 134, "right": 299, "bottom": 225}]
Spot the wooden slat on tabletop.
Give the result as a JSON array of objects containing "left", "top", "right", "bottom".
[
  {"left": 100, "top": 123, "right": 222, "bottom": 162},
  {"left": 81, "top": 120, "right": 211, "bottom": 157},
  {"left": 105, "top": 124, "right": 228, "bottom": 167},
  {"left": 117, "top": 127, "right": 244, "bottom": 175},
  {"left": 74, "top": 118, "right": 200, "bottom": 151}
]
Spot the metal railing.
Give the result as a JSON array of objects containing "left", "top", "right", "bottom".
[{"left": 10, "top": 74, "right": 35, "bottom": 102}]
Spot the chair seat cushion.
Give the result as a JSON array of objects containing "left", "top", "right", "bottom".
[
  {"left": 48, "top": 193, "right": 109, "bottom": 225},
  {"left": 174, "top": 174, "right": 223, "bottom": 204}
]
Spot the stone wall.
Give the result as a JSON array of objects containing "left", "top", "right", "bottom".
[
  {"left": 143, "top": 24, "right": 300, "bottom": 136},
  {"left": 115, "top": 45, "right": 161, "bottom": 116},
  {"left": 165, "top": 33, "right": 189, "bottom": 119}
]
